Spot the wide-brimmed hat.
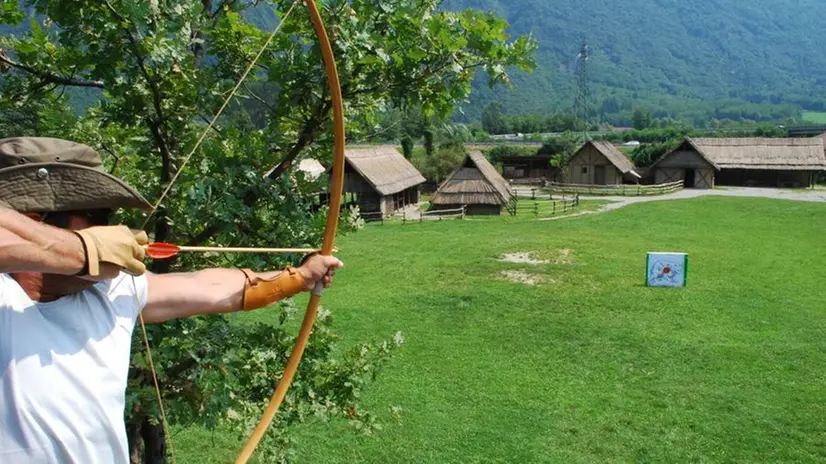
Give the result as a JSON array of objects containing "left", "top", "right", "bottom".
[{"left": 0, "top": 137, "right": 152, "bottom": 213}]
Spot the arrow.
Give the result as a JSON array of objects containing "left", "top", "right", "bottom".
[{"left": 145, "top": 242, "right": 325, "bottom": 260}]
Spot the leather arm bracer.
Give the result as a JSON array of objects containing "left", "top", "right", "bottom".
[{"left": 239, "top": 267, "right": 307, "bottom": 311}]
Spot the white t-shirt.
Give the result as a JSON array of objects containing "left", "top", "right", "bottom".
[{"left": 0, "top": 272, "right": 148, "bottom": 464}]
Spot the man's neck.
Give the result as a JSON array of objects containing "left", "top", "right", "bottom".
[
  {"left": 11, "top": 273, "right": 46, "bottom": 301},
  {"left": 11, "top": 272, "right": 81, "bottom": 302}
]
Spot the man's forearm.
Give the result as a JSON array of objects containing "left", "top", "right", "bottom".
[
  {"left": 0, "top": 207, "right": 85, "bottom": 275},
  {"left": 142, "top": 268, "right": 287, "bottom": 323}
]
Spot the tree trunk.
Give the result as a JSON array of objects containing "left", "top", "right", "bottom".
[
  {"left": 127, "top": 416, "right": 143, "bottom": 464},
  {"left": 141, "top": 417, "right": 168, "bottom": 464}
]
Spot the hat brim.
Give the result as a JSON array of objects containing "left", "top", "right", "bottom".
[{"left": 0, "top": 162, "right": 153, "bottom": 213}]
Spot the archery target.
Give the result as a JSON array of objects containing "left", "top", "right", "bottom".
[{"left": 646, "top": 252, "right": 688, "bottom": 287}]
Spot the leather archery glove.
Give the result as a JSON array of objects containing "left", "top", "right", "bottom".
[
  {"left": 74, "top": 225, "right": 148, "bottom": 278},
  {"left": 239, "top": 267, "right": 308, "bottom": 311}
]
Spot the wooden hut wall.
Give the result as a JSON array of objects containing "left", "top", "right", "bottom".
[
  {"left": 355, "top": 192, "right": 382, "bottom": 213},
  {"left": 501, "top": 156, "right": 554, "bottom": 180},
  {"left": 433, "top": 203, "right": 500, "bottom": 215},
  {"left": 693, "top": 168, "right": 715, "bottom": 189},
  {"left": 653, "top": 149, "right": 716, "bottom": 189},
  {"left": 466, "top": 204, "right": 502, "bottom": 215},
  {"left": 565, "top": 145, "right": 623, "bottom": 185},
  {"left": 381, "top": 185, "right": 420, "bottom": 215},
  {"left": 655, "top": 149, "right": 714, "bottom": 169},
  {"left": 654, "top": 166, "right": 715, "bottom": 189},
  {"left": 716, "top": 169, "right": 813, "bottom": 188},
  {"left": 343, "top": 166, "right": 374, "bottom": 193},
  {"left": 654, "top": 167, "right": 684, "bottom": 184}
]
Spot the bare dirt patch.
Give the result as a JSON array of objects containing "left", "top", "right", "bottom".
[
  {"left": 553, "top": 248, "right": 574, "bottom": 264},
  {"left": 498, "top": 270, "right": 554, "bottom": 285},
  {"left": 497, "top": 252, "right": 548, "bottom": 265},
  {"left": 497, "top": 249, "right": 575, "bottom": 265}
]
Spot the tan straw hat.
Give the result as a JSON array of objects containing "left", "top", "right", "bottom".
[{"left": 0, "top": 137, "right": 152, "bottom": 213}]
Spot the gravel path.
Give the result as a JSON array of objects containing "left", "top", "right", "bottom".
[
  {"left": 533, "top": 186, "right": 826, "bottom": 221},
  {"left": 398, "top": 187, "right": 826, "bottom": 222}
]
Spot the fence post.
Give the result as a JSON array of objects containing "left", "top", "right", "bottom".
[
  {"left": 552, "top": 201, "right": 556, "bottom": 215},
  {"left": 531, "top": 188, "right": 536, "bottom": 199}
]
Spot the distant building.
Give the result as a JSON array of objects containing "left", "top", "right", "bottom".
[
  {"left": 296, "top": 158, "right": 326, "bottom": 181},
  {"left": 342, "top": 146, "right": 426, "bottom": 215},
  {"left": 500, "top": 155, "right": 555, "bottom": 181},
  {"left": 649, "top": 137, "right": 826, "bottom": 189},
  {"left": 430, "top": 151, "right": 515, "bottom": 215},
  {"left": 563, "top": 140, "right": 641, "bottom": 185}
]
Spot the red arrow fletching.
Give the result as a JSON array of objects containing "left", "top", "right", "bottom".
[{"left": 146, "top": 242, "right": 181, "bottom": 260}]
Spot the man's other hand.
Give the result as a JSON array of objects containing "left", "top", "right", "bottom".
[{"left": 297, "top": 254, "right": 343, "bottom": 290}]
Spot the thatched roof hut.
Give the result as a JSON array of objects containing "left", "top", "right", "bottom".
[
  {"left": 650, "top": 137, "right": 826, "bottom": 188},
  {"left": 343, "top": 145, "right": 426, "bottom": 215},
  {"left": 430, "top": 151, "right": 514, "bottom": 215},
  {"left": 564, "top": 140, "right": 641, "bottom": 185}
]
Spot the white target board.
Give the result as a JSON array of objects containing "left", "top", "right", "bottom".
[{"left": 645, "top": 252, "right": 688, "bottom": 287}]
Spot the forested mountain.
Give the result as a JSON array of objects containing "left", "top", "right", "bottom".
[
  {"left": 4, "top": 0, "right": 826, "bottom": 127},
  {"left": 442, "top": 0, "right": 826, "bottom": 125}
]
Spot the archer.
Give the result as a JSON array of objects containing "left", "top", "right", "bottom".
[{"left": 0, "top": 136, "right": 343, "bottom": 463}]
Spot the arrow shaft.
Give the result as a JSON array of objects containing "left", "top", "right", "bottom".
[{"left": 172, "top": 245, "right": 320, "bottom": 254}]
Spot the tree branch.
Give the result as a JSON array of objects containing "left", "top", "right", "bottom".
[
  {"left": 199, "top": 114, "right": 223, "bottom": 134},
  {"left": 242, "top": 82, "right": 279, "bottom": 114},
  {"left": 264, "top": 100, "right": 331, "bottom": 180},
  {"left": 0, "top": 52, "right": 105, "bottom": 88},
  {"left": 99, "top": 142, "right": 122, "bottom": 175},
  {"left": 363, "top": 117, "right": 404, "bottom": 141}
]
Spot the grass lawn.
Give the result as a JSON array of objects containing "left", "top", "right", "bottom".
[
  {"left": 802, "top": 111, "right": 826, "bottom": 124},
  {"left": 175, "top": 196, "right": 826, "bottom": 463}
]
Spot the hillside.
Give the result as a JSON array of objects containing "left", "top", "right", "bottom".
[
  {"left": 4, "top": 1, "right": 826, "bottom": 126},
  {"left": 442, "top": 0, "right": 826, "bottom": 124}
]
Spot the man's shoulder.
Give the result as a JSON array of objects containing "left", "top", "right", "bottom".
[{"left": 102, "top": 271, "right": 150, "bottom": 313}]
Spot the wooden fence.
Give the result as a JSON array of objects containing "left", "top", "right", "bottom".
[
  {"left": 510, "top": 194, "right": 580, "bottom": 218},
  {"left": 508, "top": 178, "right": 547, "bottom": 186},
  {"left": 545, "top": 180, "right": 684, "bottom": 196},
  {"left": 402, "top": 206, "right": 466, "bottom": 224},
  {"left": 360, "top": 210, "right": 385, "bottom": 224},
  {"left": 513, "top": 188, "right": 578, "bottom": 201}
]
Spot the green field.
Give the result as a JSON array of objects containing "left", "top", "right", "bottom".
[
  {"left": 802, "top": 111, "right": 826, "bottom": 124},
  {"left": 176, "top": 197, "right": 826, "bottom": 463}
]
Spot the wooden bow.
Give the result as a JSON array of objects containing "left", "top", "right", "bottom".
[
  {"left": 131, "top": 1, "right": 345, "bottom": 462},
  {"left": 233, "top": 0, "right": 346, "bottom": 461}
]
